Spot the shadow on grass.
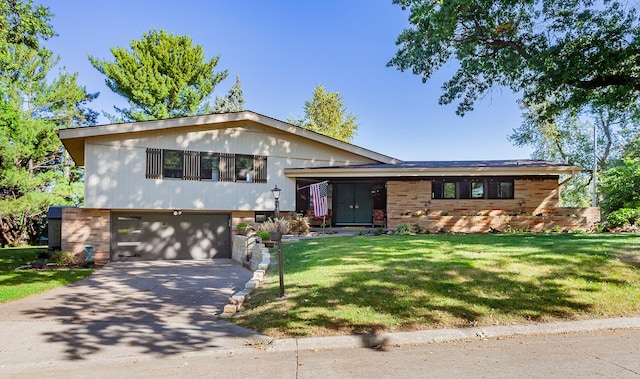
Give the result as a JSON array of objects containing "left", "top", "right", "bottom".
[{"left": 236, "top": 234, "right": 640, "bottom": 338}]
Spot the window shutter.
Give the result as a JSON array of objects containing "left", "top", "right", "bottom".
[
  {"left": 219, "top": 153, "right": 236, "bottom": 182},
  {"left": 253, "top": 155, "right": 267, "bottom": 183},
  {"left": 183, "top": 150, "right": 200, "bottom": 181},
  {"left": 146, "top": 148, "right": 162, "bottom": 179}
]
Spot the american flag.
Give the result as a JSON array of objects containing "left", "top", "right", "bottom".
[{"left": 310, "top": 181, "right": 328, "bottom": 217}]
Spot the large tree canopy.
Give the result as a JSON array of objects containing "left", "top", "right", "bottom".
[
  {"left": 0, "top": 1, "right": 95, "bottom": 246},
  {"left": 388, "top": 0, "right": 640, "bottom": 119},
  {"left": 289, "top": 84, "right": 359, "bottom": 143},
  {"left": 89, "top": 29, "right": 228, "bottom": 122}
]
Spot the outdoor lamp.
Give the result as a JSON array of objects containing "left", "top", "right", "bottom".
[
  {"left": 271, "top": 184, "right": 285, "bottom": 298},
  {"left": 271, "top": 185, "right": 281, "bottom": 218},
  {"left": 271, "top": 185, "right": 281, "bottom": 200}
]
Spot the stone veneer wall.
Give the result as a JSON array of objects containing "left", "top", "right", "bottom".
[
  {"left": 223, "top": 235, "right": 272, "bottom": 318},
  {"left": 231, "top": 235, "right": 271, "bottom": 271},
  {"left": 387, "top": 179, "right": 600, "bottom": 232},
  {"left": 61, "top": 208, "right": 111, "bottom": 264}
]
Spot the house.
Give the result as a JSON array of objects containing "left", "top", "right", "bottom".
[{"left": 57, "top": 111, "right": 599, "bottom": 263}]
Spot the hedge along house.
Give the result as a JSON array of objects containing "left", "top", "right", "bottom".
[{"left": 57, "top": 111, "right": 599, "bottom": 263}]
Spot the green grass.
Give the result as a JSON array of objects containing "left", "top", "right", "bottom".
[
  {"left": 233, "top": 233, "right": 640, "bottom": 338},
  {"left": 0, "top": 247, "right": 95, "bottom": 303}
]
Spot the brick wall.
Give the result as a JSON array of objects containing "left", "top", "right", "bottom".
[
  {"left": 387, "top": 179, "right": 600, "bottom": 232},
  {"left": 61, "top": 208, "right": 110, "bottom": 264}
]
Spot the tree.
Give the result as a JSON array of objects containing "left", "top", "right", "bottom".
[
  {"left": 599, "top": 157, "right": 640, "bottom": 216},
  {"left": 598, "top": 131, "right": 640, "bottom": 217},
  {"left": 89, "top": 29, "right": 228, "bottom": 122},
  {"left": 289, "top": 84, "right": 358, "bottom": 143},
  {"left": 388, "top": 1, "right": 640, "bottom": 120},
  {"left": 509, "top": 106, "right": 637, "bottom": 206},
  {"left": 0, "top": 1, "right": 95, "bottom": 246},
  {"left": 212, "top": 75, "right": 245, "bottom": 113}
]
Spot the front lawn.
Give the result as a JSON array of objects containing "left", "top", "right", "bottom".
[
  {"left": 233, "top": 233, "right": 640, "bottom": 338},
  {"left": 0, "top": 247, "right": 95, "bottom": 303}
]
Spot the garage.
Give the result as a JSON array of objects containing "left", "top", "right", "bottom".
[{"left": 111, "top": 212, "right": 231, "bottom": 261}]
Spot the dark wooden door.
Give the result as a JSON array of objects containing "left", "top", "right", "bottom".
[{"left": 334, "top": 183, "right": 373, "bottom": 225}]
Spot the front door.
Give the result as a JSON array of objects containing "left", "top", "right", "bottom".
[{"left": 334, "top": 183, "right": 373, "bottom": 225}]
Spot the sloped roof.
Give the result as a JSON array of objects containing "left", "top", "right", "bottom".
[
  {"left": 285, "top": 159, "right": 581, "bottom": 177},
  {"left": 57, "top": 110, "right": 400, "bottom": 166}
]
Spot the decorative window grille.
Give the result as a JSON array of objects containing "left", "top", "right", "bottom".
[{"left": 145, "top": 148, "right": 162, "bottom": 179}]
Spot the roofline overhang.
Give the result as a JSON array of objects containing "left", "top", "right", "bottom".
[
  {"left": 57, "top": 111, "right": 400, "bottom": 166},
  {"left": 285, "top": 165, "right": 582, "bottom": 178}
]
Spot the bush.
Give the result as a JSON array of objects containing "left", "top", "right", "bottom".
[
  {"left": 262, "top": 218, "right": 290, "bottom": 234},
  {"left": 288, "top": 213, "right": 310, "bottom": 235},
  {"left": 606, "top": 208, "right": 640, "bottom": 228},
  {"left": 51, "top": 251, "right": 75, "bottom": 266},
  {"left": 395, "top": 223, "right": 414, "bottom": 235},
  {"left": 258, "top": 231, "right": 271, "bottom": 240}
]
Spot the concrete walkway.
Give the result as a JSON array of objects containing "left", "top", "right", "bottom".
[{"left": 1, "top": 260, "right": 639, "bottom": 378}]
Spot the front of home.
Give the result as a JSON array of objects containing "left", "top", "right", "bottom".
[{"left": 57, "top": 111, "right": 599, "bottom": 264}]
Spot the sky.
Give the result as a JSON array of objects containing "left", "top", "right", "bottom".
[{"left": 40, "top": 0, "right": 533, "bottom": 161}]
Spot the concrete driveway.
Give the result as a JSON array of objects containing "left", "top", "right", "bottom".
[{"left": 0, "top": 259, "right": 262, "bottom": 366}]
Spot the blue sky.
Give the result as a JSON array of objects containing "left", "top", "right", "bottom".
[{"left": 40, "top": 0, "right": 532, "bottom": 161}]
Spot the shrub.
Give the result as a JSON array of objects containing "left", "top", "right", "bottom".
[
  {"left": 288, "top": 213, "right": 310, "bottom": 235},
  {"left": 257, "top": 231, "right": 271, "bottom": 240},
  {"left": 262, "top": 218, "right": 290, "bottom": 234},
  {"left": 51, "top": 251, "right": 75, "bottom": 266},
  {"left": 606, "top": 208, "right": 640, "bottom": 228},
  {"left": 395, "top": 223, "right": 413, "bottom": 235}
]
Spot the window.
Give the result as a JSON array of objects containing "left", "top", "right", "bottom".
[
  {"left": 432, "top": 181, "right": 456, "bottom": 199},
  {"left": 201, "top": 154, "right": 219, "bottom": 181},
  {"left": 443, "top": 182, "right": 455, "bottom": 199},
  {"left": 235, "top": 155, "right": 254, "bottom": 182},
  {"left": 471, "top": 182, "right": 484, "bottom": 199},
  {"left": 163, "top": 150, "right": 183, "bottom": 178},
  {"left": 488, "top": 181, "right": 514, "bottom": 199},
  {"left": 432, "top": 179, "right": 514, "bottom": 200},
  {"left": 145, "top": 149, "right": 267, "bottom": 183}
]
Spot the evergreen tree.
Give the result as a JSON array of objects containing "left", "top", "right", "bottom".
[
  {"left": 0, "top": 1, "right": 95, "bottom": 246},
  {"left": 289, "top": 84, "right": 358, "bottom": 143},
  {"left": 89, "top": 29, "right": 228, "bottom": 122},
  {"left": 212, "top": 75, "right": 245, "bottom": 113}
]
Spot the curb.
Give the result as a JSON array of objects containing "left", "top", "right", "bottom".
[{"left": 265, "top": 317, "right": 640, "bottom": 352}]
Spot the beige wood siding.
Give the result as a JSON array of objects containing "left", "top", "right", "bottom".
[{"left": 83, "top": 123, "right": 377, "bottom": 211}]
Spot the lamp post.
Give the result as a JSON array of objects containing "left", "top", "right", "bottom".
[
  {"left": 271, "top": 185, "right": 281, "bottom": 218},
  {"left": 271, "top": 185, "right": 285, "bottom": 298}
]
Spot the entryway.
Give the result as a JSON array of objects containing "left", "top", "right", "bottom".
[{"left": 334, "top": 183, "right": 374, "bottom": 225}]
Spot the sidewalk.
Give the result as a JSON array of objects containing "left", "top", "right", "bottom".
[{"left": 1, "top": 316, "right": 639, "bottom": 378}]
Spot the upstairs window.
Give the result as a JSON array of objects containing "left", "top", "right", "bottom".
[
  {"left": 235, "top": 155, "right": 254, "bottom": 182},
  {"left": 201, "top": 154, "right": 220, "bottom": 181},
  {"left": 163, "top": 150, "right": 183, "bottom": 179},
  {"left": 145, "top": 148, "right": 267, "bottom": 183}
]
